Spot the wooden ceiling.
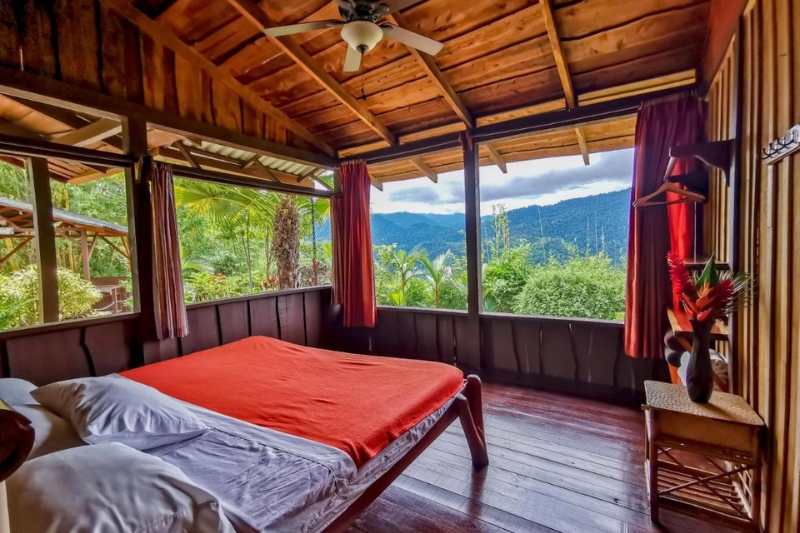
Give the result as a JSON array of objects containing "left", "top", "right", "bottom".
[{"left": 0, "top": 0, "right": 711, "bottom": 183}]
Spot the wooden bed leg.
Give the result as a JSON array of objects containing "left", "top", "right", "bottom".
[
  {"left": 466, "top": 375, "right": 485, "bottom": 439},
  {"left": 457, "top": 375, "right": 489, "bottom": 470}
]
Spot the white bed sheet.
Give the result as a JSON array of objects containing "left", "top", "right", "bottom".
[{"left": 144, "top": 387, "right": 454, "bottom": 533}]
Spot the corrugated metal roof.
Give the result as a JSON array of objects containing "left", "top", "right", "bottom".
[
  {"left": 199, "top": 141, "right": 317, "bottom": 178},
  {"left": 0, "top": 196, "right": 128, "bottom": 235}
]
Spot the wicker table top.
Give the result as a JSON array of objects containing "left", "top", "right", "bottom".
[{"left": 644, "top": 381, "right": 764, "bottom": 426}]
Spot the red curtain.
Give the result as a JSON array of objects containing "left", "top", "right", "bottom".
[
  {"left": 331, "top": 160, "right": 377, "bottom": 328},
  {"left": 624, "top": 95, "right": 705, "bottom": 359},
  {"left": 145, "top": 158, "right": 189, "bottom": 340}
]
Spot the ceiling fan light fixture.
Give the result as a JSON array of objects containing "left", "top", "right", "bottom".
[{"left": 341, "top": 20, "right": 384, "bottom": 52}]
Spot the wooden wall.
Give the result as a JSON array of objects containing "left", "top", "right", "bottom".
[
  {"left": 0, "top": 286, "right": 332, "bottom": 385},
  {"left": 704, "top": 42, "right": 735, "bottom": 264},
  {"left": 323, "top": 307, "right": 668, "bottom": 404},
  {"left": 0, "top": 0, "right": 310, "bottom": 151},
  {"left": 705, "top": 0, "right": 800, "bottom": 530}
]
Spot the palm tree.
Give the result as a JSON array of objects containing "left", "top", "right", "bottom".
[
  {"left": 175, "top": 180, "right": 279, "bottom": 291},
  {"left": 419, "top": 251, "right": 452, "bottom": 308},
  {"left": 387, "top": 246, "right": 423, "bottom": 303}
]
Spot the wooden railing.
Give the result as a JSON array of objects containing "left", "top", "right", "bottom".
[
  {"left": 323, "top": 306, "right": 669, "bottom": 404},
  {"left": 0, "top": 286, "right": 333, "bottom": 385}
]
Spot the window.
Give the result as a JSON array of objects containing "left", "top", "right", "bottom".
[
  {"left": 368, "top": 170, "right": 467, "bottom": 311},
  {"left": 174, "top": 177, "right": 331, "bottom": 304},
  {"left": 0, "top": 158, "right": 133, "bottom": 332},
  {"left": 478, "top": 148, "right": 633, "bottom": 321}
]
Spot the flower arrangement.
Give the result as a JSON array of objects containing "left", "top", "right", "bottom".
[
  {"left": 666, "top": 253, "right": 753, "bottom": 403},
  {"left": 667, "top": 252, "right": 752, "bottom": 323}
]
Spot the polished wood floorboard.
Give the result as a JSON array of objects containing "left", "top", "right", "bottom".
[{"left": 347, "top": 382, "right": 741, "bottom": 533}]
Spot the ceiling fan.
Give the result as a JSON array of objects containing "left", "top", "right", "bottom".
[{"left": 263, "top": 0, "right": 444, "bottom": 73}]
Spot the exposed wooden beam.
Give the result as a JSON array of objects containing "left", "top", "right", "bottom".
[
  {"left": 97, "top": 0, "right": 334, "bottom": 156},
  {"left": 354, "top": 85, "right": 690, "bottom": 165},
  {"left": 226, "top": 0, "right": 398, "bottom": 146},
  {"left": 173, "top": 141, "right": 200, "bottom": 168},
  {"left": 574, "top": 127, "right": 591, "bottom": 166},
  {"left": 52, "top": 118, "right": 122, "bottom": 148},
  {"left": 252, "top": 158, "right": 280, "bottom": 183},
  {"left": 539, "top": 0, "right": 590, "bottom": 165},
  {"left": 0, "top": 67, "right": 335, "bottom": 168},
  {"left": 387, "top": 13, "right": 473, "bottom": 128},
  {"left": 485, "top": 143, "right": 507, "bottom": 174},
  {"left": 171, "top": 165, "right": 333, "bottom": 198},
  {"left": 412, "top": 157, "right": 438, "bottom": 183},
  {"left": 154, "top": 146, "right": 304, "bottom": 185}
]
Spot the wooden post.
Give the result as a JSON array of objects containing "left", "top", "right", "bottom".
[
  {"left": 461, "top": 132, "right": 482, "bottom": 370},
  {"left": 123, "top": 117, "right": 156, "bottom": 339},
  {"left": 27, "top": 157, "right": 59, "bottom": 323},
  {"left": 80, "top": 229, "right": 90, "bottom": 281}
]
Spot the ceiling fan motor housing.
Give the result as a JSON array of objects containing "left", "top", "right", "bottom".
[{"left": 341, "top": 20, "right": 384, "bottom": 52}]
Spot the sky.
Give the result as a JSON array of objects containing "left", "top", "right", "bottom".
[{"left": 370, "top": 147, "right": 635, "bottom": 215}]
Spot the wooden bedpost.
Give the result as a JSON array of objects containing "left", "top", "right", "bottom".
[{"left": 458, "top": 375, "right": 489, "bottom": 469}]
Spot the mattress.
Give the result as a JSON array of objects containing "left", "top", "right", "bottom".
[
  {"left": 146, "top": 391, "right": 454, "bottom": 533},
  {"left": 123, "top": 336, "right": 464, "bottom": 466}
]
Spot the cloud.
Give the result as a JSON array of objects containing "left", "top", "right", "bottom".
[
  {"left": 381, "top": 148, "right": 634, "bottom": 210},
  {"left": 388, "top": 187, "right": 443, "bottom": 203},
  {"left": 479, "top": 149, "right": 634, "bottom": 203}
]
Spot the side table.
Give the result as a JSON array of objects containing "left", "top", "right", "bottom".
[{"left": 643, "top": 381, "right": 764, "bottom": 530}]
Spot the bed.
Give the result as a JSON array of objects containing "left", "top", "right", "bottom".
[{"left": 4, "top": 336, "right": 489, "bottom": 533}]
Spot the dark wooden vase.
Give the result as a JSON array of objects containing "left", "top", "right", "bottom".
[{"left": 686, "top": 318, "right": 714, "bottom": 403}]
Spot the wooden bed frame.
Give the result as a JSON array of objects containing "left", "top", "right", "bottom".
[
  {"left": 0, "top": 374, "right": 489, "bottom": 532},
  {"left": 323, "top": 374, "right": 490, "bottom": 533}
]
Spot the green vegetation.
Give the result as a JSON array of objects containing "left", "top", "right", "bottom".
[
  {"left": 0, "top": 267, "right": 102, "bottom": 330},
  {"left": 374, "top": 203, "right": 627, "bottom": 321},
  {"left": 0, "top": 157, "right": 626, "bottom": 327}
]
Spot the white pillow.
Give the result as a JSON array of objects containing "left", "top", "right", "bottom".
[
  {"left": 8, "top": 442, "right": 236, "bottom": 533},
  {"left": 32, "top": 376, "right": 208, "bottom": 450},
  {"left": 0, "top": 377, "right": 38, "bottom": 405},
  {"left": 13, "top": 405, "right": 85, "bottom": 460}
]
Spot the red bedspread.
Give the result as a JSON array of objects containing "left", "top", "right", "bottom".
[{"left": 121, "top": 336, "right": 463, "bottom": 466}]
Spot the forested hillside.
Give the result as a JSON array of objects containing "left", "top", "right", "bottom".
[{"left": 319, "top": 188, "right": 630, "bottom": 263}]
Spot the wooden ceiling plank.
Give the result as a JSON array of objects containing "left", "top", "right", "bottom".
[
  {"left": 52, "top": 118, "right": 122, "bottom": 147},
  {"left": 387, "top": 13, "right": 473, "bottom": 128},
  {"left": 225, "top": 0, "right": 398, "bottom": 146},
  {"left": 411, "top": 157, "right": 438, "bottom": 183},
  {"left": 485, "top": 142, "right": 508, "bottom": 173},
  {"left": 97, "top": 0, "right": 334, "bottom": 156}
]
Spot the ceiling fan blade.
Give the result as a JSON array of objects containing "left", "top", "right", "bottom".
[
  {"left": 381, "top": 25, "right": 443, "bottom": 56},
  {"left": 383, "top": 0, "right": 426, "bottom": 13},
  {"left": 263, "top": 20, "right": 343, "bottom": 38},
  {"left": 343, "top": 46, "right": 363, "bottom": 73}
]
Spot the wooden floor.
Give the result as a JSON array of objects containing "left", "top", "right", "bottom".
[{"left": 347, "top": 382, "right": 741, "bottom": 533}]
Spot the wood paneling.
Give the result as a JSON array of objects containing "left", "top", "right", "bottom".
[
  {"left": 324, "top": 308, "right": 669, "bottom": 404},
  {"left": 704, "top": 1, "right": 800, "bottom": 531},
  {"left": 0, "top": 0, "right": 711, "bottom": 158}
]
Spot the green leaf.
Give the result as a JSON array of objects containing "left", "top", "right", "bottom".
[{"left": 697, "top": 255, "right": 720, "bottom": 287}]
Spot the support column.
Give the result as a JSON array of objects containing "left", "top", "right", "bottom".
[
  {"left": 80, "top": 229, "right": 91, "bottom": 280},
  {"left": 461, "top": 132, "right": 482, "bottom": 370},
  {"left": 123, "top": 117, "right": 156, "bottom": 339},
  {"left": 27, "top": 157, "right": 59, "bottom": 323}
]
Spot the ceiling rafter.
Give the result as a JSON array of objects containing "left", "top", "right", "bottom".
[
  {"left": 485, "top": 143, "right": 508, "bottom": 174},
  {"left": 226, "top": 0, "right": 398, "bottom": 146},
  {"left": 411, "top": 157, "right": 438, "bottom": 183},
  {"left": 97, "top": 0, "right": 334, "bottom": 157},
  {"left": 540, "top": 0, "right": 590, "bottom": 166},
  {"left": 51, "top": 118, "right": 122, "bottom": 147}
]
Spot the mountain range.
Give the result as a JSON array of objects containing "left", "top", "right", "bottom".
[{"left": 317, "top": 188, "right": 631, "bottom": 264}]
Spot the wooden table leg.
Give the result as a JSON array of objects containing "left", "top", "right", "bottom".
[{"left": 648, "top": 438, "right": 659, "bottom": 523}]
